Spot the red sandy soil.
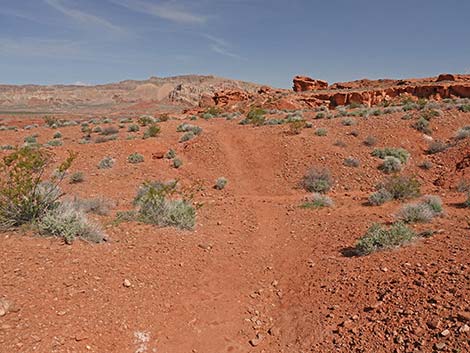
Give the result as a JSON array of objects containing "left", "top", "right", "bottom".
[{"left": 1, "top": 108, "right": 470, "bottom": 353}]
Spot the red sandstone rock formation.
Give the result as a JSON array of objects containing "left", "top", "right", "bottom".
[{"left": 293, "top": 76, "right": 328, "bottom": 92}]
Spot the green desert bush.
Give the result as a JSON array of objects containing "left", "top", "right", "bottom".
[
  {"left": 179, "top": 131, "right": 196, "bottom": 142},
  {"left": 379, "top": 156, "right": 402, "bottom": 174},
  {"left": 355, "top": 222, "right": 416, "bottom": 255},
  {"left": 165, "top": 149, "right": 176, "bottom": 159},
  {"left": 46, "top": 139, "right": 63, "bottom": 147},
  {"left": 128, "top": 124, "right": 140, "bottom": 132},
  {"left": 363, "top": 136, "right": 377, "bottom": 147},
  {"left": 301, "top": 193, "right": 333, "bottom": 209},
  {"left": 214, "top": 177, "right": 228, "bottom": 190},
  {"left": 138, "top": 115, "right": 155, "bottom": 126},
  {"left": 315, "top": 128, "right": 328, "bottom": 136},
  {"left": 70, "top": 197, "right": 113, "bottom": 216},
  {"left": 396, "top": 195, "right": 443, "bottom": 223},
  {"left": 0, "top": 147, "right": 75, "bottom": 230},
  {"left": 418, "top": 160, "right": 433, "bottom": 170},
  {"left": 53, "top": 131, "right": 62, "bottom": 139},
  {"left": 143, "top": 124, "right": 161, "bottom": 139},
  {"left": 38, "top": 202, "right": 104, "bottom": 244},
  {"left": 241, "top": 108, "right": 266, "bottom": 126},
  {"left": 301, "top": 167, "right": 333, "bottom": 193},
  {"left": 372, "top": 147, "right": 410, "bottom": 164},
  {"left": 413, "top": 117, "right": 432, "bottom": 134},
  {"left": 368, "top": 188, "right": 393, "bottom": 206},
  {"left": 173, "top": 158, "right": 183, "bottom": 169},
  {"left": 128, "top": 153, "right": 144, "bottom": 164},
  {"left": 130, "top": 180, "right": 196, "bottom": 230},
  {"left": 380, "top": 175, "right": 421, "bottom": 200},
  {"left": 455, "top": 126, "right": 470, "bottom": 140},
  {"left": 341, "top": 117, "right": 356, "bottom": 126},
  {"left": 95, "top": 135, "right": 117, "bottom": 144},
  {"left": 426, "top": 140, "right": 448, "bottom": 154},
  {"left": 69, "top": 172, "right": 85, "bottom": 184},
  {"left": 24, "top": 135, "right": 38, "bottom": 145},
  {"left": 343, "top": 157, "right": 360, "bottom": 168},
  {"left": 97, "top": 156, "right": 115, "bottom": 169},
  {"left": 176, "top": 123, "right": 202, "bottom": 135}
]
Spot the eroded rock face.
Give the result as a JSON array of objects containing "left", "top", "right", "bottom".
[
  {"left": 293, "top": 76, "right": 328, "bottom": 92},
  {"left": 437, "top": 74, "right": 456, "bottom": 82}
]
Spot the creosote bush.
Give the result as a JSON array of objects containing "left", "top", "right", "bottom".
[
  {"left": 123, "top": 180, "right": 196, "bottom": 230},
  {"left": 241, "top": 108, "right": 266, "bottom": 126},
  {"left": 143, "top": 124, "right": 160, "bottom": 139},
  {"left": 128, "top": 153, "right": 144, "bottom": 164},
  {"left": 97, "top": 156, "right": 115, "bottom": 169},
  {"left": 301, "top": 193, "right": 333, "bottom": 209},
  {"left": 128, "top": 124, "right": 140, "bottom": 132},
  {"left": 214, "top": 177, "right": 228, "bottom": 190},
  {"left": 301, "top": 167, "right": 333, "bottom": 193},
  {"left": 413, "top": 117, "right": 431, "bottom": 134},
  {"left": 0, "top": 147, "right": 75, "bottom": 230},
  {"left": 379, "top": 156, "right": 402, "bottom": 174},
  {"left": 315, "top": 128, "right": 327, "bottom": 136},
  {"left": 368, "top": 175, "right": 421, "bottom": 206},
  {"left": 396, "top": 195, "right": 443, "bottom": 223},
  {"left": 372, "top": 147, "right": 410, "bottom": 164},
  {"left": 355, "top": 222, "right": 416, "bottom": 256},
  {"left": 176, "top": 123, "right": 202, "bottom": 135},
  {"left": 101, "top": 126, "right": 119, "bottom": 136}
]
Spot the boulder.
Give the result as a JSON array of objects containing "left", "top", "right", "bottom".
[{"left": 293, "top": 76, "right": 328, "bottom": 92}]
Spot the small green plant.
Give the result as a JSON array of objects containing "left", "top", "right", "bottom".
[
  {"left": 44, "top": 116, "right": 59, "bottom": 127},
  {"left": 53, "top": 131, "right": 62, "bottom": 139},
  {"left": 69, "top": 172, "right": 85, "bottom": 184},
  {"left": 92, "top": 126, "right": 103, "bottom": 133},
  {"left": 396, "top": 195, "right": 443, "bottom": 223},
  {"left": 368, "top": 188, "right": 393, "bottom": 206},
  {"left": 372, "top": 147, "right": 410, "bottom": 164},
  {"left": 180, "top": 131, "right": 196, "bottom": 143},
  {"left": 214, "top": 177, "right": 228, "bottom": 190},
  {"left": 128, "top": 153, "right": 144, "bottom": 164},
  {"left": 242, "top": 108, "right": 266, "bottom": 126},
  {"left": 301, "top": 167, "right": 333, "bottom": 193},
  {"left": 413, "top": 117, "right": 432, "bottom": 134},
  {"left": 0, "top": 147, "right": 75, "bottom": 230},
  {"left": 343, "top": 157, "right": 360, "bottom": 168},
  {"left": 128, "top": 124, "right": 140, "bottom": 132},
  {"left": 341, "top": 117, "right": 356, "bottom": 126},
  {"left": 315, "top": 128, "right": 327, "bottom": 136},
  {"left": 95, "top": 135, "right": 117, "bottom": 144},
  {"left": 24, "top": 135, "right": 37, "bottom": 145},
  {"left": 301, "top": 193, "right": 333, "bottom": 209},
  {"left": 97, "top": 156, "right": 115, "bottom": 169},
  {"left": 101, "top": 126, "right": 119, "bottom": 136},
  {"left": 363, "top": 136, "right": 377, "bottom": 147},
  {"left": 418, "top": 160, "right": 433, "bottom": 170},
  {"left": 288, "top": 120, "right": 307, "bottom": 135},
  {"left": 138, "top": 115, "right": 155, "bottom": 126},
  {"left": 46, "top": 139, "right": 63, "bottom": 147},
  {"left": 379, "top": 175, "right": 421, "bottom": 200},
  {"left": 177, "top": 123, "right": 202, "bottom": 135},
  {"left": 426, "top": 140, "right": 448, "bottom": 154},
  {"left": 173, "top": 158, "right": 182, "bottom": 169},
  {"left": 143, "top": 124, "right": 161, "bottom": 139},
  {"left": 355, "top": 222, "right": 416, "bottom": 256},
  {"left": 70, "top": 197, "right": 113, "bottom": 216},
  {"left": 165, "top": 149, "right": 176, "bottom": 159},
  {"left": 379, "top": 156, "right": 402, "bottom": 174},
  {"left": 458, "top": 104, "right": 470, "bottom": 112}
]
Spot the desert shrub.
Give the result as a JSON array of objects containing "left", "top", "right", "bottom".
[
  {"left": 455, "top": 126, "right": 470, "bottom": 140},
  {"left": 214, "top": 177, "right": 228, "bottom": 190},
  {"left": 288, "top": 120, "right": 307, "bottom": 134},
  {"left": 24, "top": 135, "right": 37, "bottom": 145},
  {"left": 458, "top": 104, "right": 470, "bottom": 112},
  {"left": 0, "top": 145, "right": 15, "bottom": 151},
  {"left": 396, "top": 196, "right": 443, "bottom": 223},
  {"left": 179, "top": 131, "right": 196, "bottom": 142},
  {"left": 70, "top": 197, "right": 113, "bottom": 216},
  {"left": 341, "top": 117, "right": 356, "bottom": 126},
  {"left": 349, "top": 130, "right": 359, "bottom": 137},
  {"left": 315, "top": 128, "right": 327, "bottom": 136},
  {"left": 165, "top": 149, "right": 176, "bottom": 159},
  {"left": 379, "top": 156, "right": 402, "bottom": 174},
  {"left": 380, "top": 175, "right": 421, "bottom": 200},
  {"left": 426, "top": 140, "right": 448, "bottom": 154},
  {"left": 53, "top": 131, "right": 62, "bottom": 139},
  {"left": 344, "top": 157, "right": 360, "bottom": 168},
  {"left": 334, "top": 140, "right": 347, "bottom": 147},
  {"left": 69, "top": 172, "right": 84, "bottom": 184},
  {"left": 173, "top": 158, "right": 182, "bottom": 169},
  {"left": 242, "top": 108, "right": 266, "bottom": 126},
  {"left": 301, "top": 167, "right": 333, "bottom": 193},
  {"left": 38, "top": 202, "right": 104, "bottom": 244},
  {"left": 0, "top": 147, "right": 75, "bottom": 230},
  {"left": 128, "top": 124, "right": 140, "bottom": 132},
  {"left": 143, "top": 124, "right": 160, "bottom": 139},
  {"left": 120, "top": 117, "right": 133, "bottom": 124},
  {"left": 372, "top": 147, "right": 410, "bottom": 164},
  {"left": 363, "top": 136, "right": 377, "bottom": 147},
  {"left": 97, "top": 156, "right": 115, "bottom": 169},
  {"left": 92, "top": 126, "right": 103, "bottom": 133},
  {"left": 315, "top": 112, "right": 326, "bottom": 119},
  {"left": 368, "top": 188, "right": 393, "bottom": 206},
  {"left": 355, "top": 222, "right": 416, "bottom": 255},
  {"left": 420, "top": 109, "right": 441, "bottom": 120},
  {"left": 46, "top": 139, "right": 63, "bottom": 147},
  {"left": 301, "top": 193, "right": 333, "bottom": 209},
  {"left": 101, "top": 126, "right": 119, "bottom": 136},
  {"left": 24, "top": 124, "right": 37, "bottom": 130},
  {"left": 138, "top": 115, "right": 155, "bottom": 126},
  {"left": 177, "top": 123, "right": 202, "bottom": 135},
  {"left": 128, "top": 153, "right": 144, "bottom": 164},
  {"left": 131, "top": 180, "right": 195, "bottom": 230},
  {"left": 44, "top": 116, "right": 59, "bottom": 127},
  {"left": 418, "top": 160, "right": 433, "bottom": 170},
  {"left": 413, "top": 117, "right": 432, "bottom": 134},
  {"left": 95, "top": 135, "right": 117, "bottom": 143}
]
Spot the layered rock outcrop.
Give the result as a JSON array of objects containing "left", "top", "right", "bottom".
[{"left": 293, "top": 76, "right": 328, "bottom": 92}]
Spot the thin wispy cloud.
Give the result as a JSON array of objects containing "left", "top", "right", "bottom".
[
  {"left": 0, "top": 37, "right": 83, "bottom": 58},
  {"left": 203, "top": 34, "right": 243, "bottom": 59},
  {"left": 44, "top": 0, "right": 126, "bottom": 34},
  {"left": 110, "top": 0, "right": 206, "bottom": 25}
]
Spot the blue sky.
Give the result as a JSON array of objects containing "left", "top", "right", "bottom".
[{"left": 0, "top": 0, "right": 469, "bottom": 88}]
